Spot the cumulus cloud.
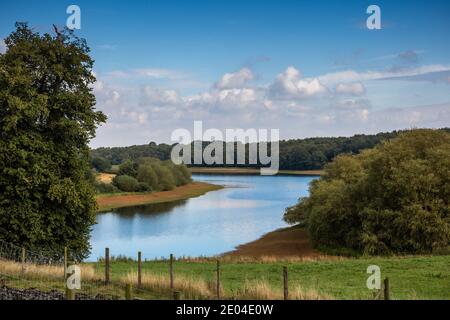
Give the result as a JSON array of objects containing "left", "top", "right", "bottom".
[
  {"left": 215, "top": 67, "right": 254, "bottom": 89},
  {"left": 140, "top": 86, "right": 181, "bottom": 106},
  {"left": 269, "top": 66, "right": 327, "bottom": 99},
  {"left": 90, "top": 63, "right": 450, "bottom": 147},
  {"left": 335, "top": 82, "right": 366, "bottom": 96}
]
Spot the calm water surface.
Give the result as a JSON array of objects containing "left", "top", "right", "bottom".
[{"left": 88, "top": 174, "right": 317, "bottom": 261}]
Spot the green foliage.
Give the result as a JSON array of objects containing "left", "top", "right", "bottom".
[
  {"left": 136, "top": 164, "right": 159, "bottom": 189},
  {"left": 91, "top": 129, "right": 450, "bottom": 170},
  {"left": 153, "top": 164, "right": 176, "bottom": 191},
  {"left": 137, "top": 182, "right": 152, "bottom": 192},
  {"left": 113, "top": 157, "right": 191, "bottom": 192},
  {"left": 112, "top": 175, "right": 140, "bottom": 192},
  {"left": 118, "top": 159, "right": 138, "bottom": 178},
  {"left": 0, "top": 23, "right": 106, "bottom": 260},
  {"left": 285, "top": 129, "right": 450, "bottom": 255},
  {"left": 91, "top": 157, "right": 111, "bottom": 172},
  {"left": 94, "top": 182, "right": 120, "bottom": 194}
]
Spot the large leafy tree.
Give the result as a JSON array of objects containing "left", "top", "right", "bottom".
[
  {"left": 0, "top": 23, "right": 106, "bottom": 260},
  {"left": 285, "top": 129, "right": 450, "bottom": 255}
]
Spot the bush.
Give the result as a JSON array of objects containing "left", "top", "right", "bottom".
[
  {"left": 284, "top": 129, "right": 450, "bottom": 255},
  {"left": 118, "top": 160, "right": 138, "bottom": 178},
  {"left": 137, "top": 182, "right": 152, "bottom": 192},
  {"left": 137, "top": 164, "right": 159, "bottom": 189},
  {"left": 153, "top": 164, "right": 176, "bottom": 191},
  {"left": 112, "top": 175, "right": 140, "bottom": 192},
  {"left": 94, "top": 182, "right": 120, "bottom": 194}
]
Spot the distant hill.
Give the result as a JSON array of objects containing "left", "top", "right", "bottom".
[{"left": 91, "top": 128, "right": 450, "bottom": 171}]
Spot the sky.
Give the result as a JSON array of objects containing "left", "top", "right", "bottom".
[{"left": 1, "top": 0, "right": 450, "bottom": 147}]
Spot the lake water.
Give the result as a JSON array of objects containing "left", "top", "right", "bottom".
[{"left": 88, "top": 174, "right": 317, "bottom": 261}]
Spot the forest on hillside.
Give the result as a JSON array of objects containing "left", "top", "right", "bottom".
[{"left": 91, "top": 128, "right": 450, "bottom": 171}]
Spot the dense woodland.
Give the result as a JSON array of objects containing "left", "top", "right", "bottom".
[
  {"left": 91, "top": 129, "right": 450, "bottom": 171},
  {"left": 284, "top": 129, "right": 450, "bottom": 255}
]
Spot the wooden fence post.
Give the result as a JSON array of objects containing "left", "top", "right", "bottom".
[
  {"left": 137, "top": 251, "right": 142, "bottom": 288},
  {"left": 384, "top": 277, "right": 390, "bottom": 300},
  {"left": 64, "top": 247, "right": 68, "bottom": 280},
  {"left": 169, "top": 253, "right": 174, "bottom": 290},
  {"left": 283, "top": 266, "right": 289, "bottom": 300},
  {"left": 125, "top": 283, "right": 132, "bottom": 300},
  {"left": 21, "top": 247, "right": 26, "bottom": 275},
  {"left": 216, "top": 260, "right": 221, "bottom": 300},
  {"left": 105, "top": 247, "right": 110, "bottom": 285},
  {"left": 65, "top": 287, "right": 75, "bottom": 300}
]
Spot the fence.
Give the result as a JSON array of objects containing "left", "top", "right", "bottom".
[{"left": 1, "top": 240, "right": 392, "bottom": 300}]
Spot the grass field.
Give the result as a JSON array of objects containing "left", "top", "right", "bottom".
[
  {"left": 89, "top": 255, "right": 450, "bottom": 300},
  {"left": 189, "top": 167, "right": 323, "bottom": 176},
  {"left": 2, "top": 254, "right": 448, "bottom": 299},
  {"left": 96, "top": 182, "right": 223, "bottom": 212}
]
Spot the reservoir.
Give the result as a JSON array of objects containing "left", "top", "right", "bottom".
[{"left": 88, "top": 174, "right": 316, "bottom": 261}]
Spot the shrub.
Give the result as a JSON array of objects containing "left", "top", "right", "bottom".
[
  {"left": 112, "top": 175, "right": 140, "bottom": 192},
  {"left": 137, "top": 182, "right": 152, "bottom": 192},
  {"left": 118, "top": 160, "right": 138, "bottom": 178},
  {"left": 94, "top": 182, "right": 120, "bottom": 194},
  {"left": 137, "top": 164, "right": 159, "bottom": 189},
  {"left": 153, "top": 164, "right": 176, "bottom": 191}
]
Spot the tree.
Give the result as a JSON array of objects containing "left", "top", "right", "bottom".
[
  {"left": 91, "top": 157, "right": 111, "bottom": 172},
  {"left": 118, "top": 159, "right": 138, "bottom": 177},
  {"left": 0, "top": 23, "right": 106, "bottom": 260},
  {"left": 153, "top": 163, "right": 176, "bottom": 191},
  {"left": 136, "top": 164, "right": 159, "bottom": 190},
  {"left": 284, "top": 129, "right": 450, "bottom": 255}
]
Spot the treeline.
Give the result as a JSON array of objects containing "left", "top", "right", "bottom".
[
  {"left": 284, "top": 129, "right": 450, "bottom": 255},
  {"left": 91, "top": 128, "right": 450, "bottom": 171},
  {"left": 95, "top": 158, "right": 191, "bottom": 193}
]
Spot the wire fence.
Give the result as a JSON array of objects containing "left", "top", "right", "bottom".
[
  {"left": 0, "top": 239, "right": 120, "bottom": 300},
  {"left": 1, "top": 239, "right": 400, "bottom": 300}
]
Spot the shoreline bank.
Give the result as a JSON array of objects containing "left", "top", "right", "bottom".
[
  {"left": 189, "top": 167, "right": 323, "bottom": 176},
  {"left": 224, "top": 225, "right": 323, "bottom": 259},
  {"left": 96, "top": 182, "right": 223, "bottom": 212}
]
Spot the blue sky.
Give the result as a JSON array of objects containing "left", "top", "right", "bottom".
[{"left": 1, "top": 0, "right": 450, "bottom": 147}]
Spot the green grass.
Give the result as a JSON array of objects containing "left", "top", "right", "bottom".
[{"left": 89, "top": 255, "right": 450, "bottom": 300}]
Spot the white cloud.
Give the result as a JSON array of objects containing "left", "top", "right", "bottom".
[
  {"left": 141, "top": 86, "right": 181, "bottom": 106},
  {"left": 134, "top": 68, "right": 186, "bottom": 80},
  {"left": 269, "top": 66, "right": 327, "bottom": 99},
  {"left": 335, "top": 82, "right": 366, "bottom": 96},
  {"left": 91, "top": 64, "right": 450, "bottom": 147},
  {"left": 106, "top": 68, "right": 187, "bottom": 80},
  {"left": 317, "top": 64, "right": 450, "bottom": 85},
  {"left": 215, "top": 67, "right": 254, "bottom": 89}
]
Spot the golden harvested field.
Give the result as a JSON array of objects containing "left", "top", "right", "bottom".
[{"left": 96, "top": 173, "right": 116, "bottom": 184}]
